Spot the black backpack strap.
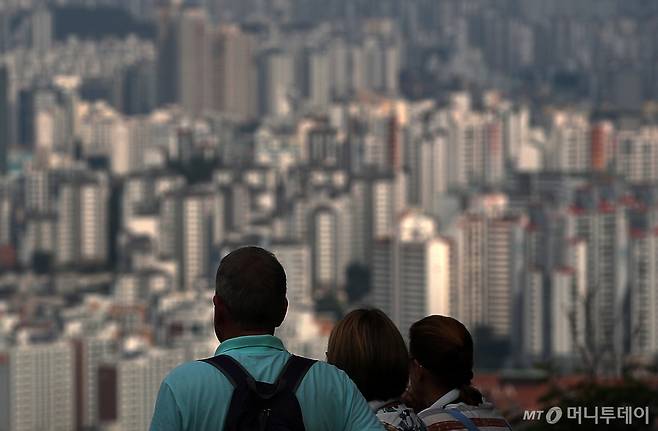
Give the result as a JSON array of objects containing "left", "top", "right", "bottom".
[
  {"left": 275, "top": 355, "right": 316, "bottom": 394},
  {"left": 200, "top": 354, "right": 315, "bottom": 431},
  {"left": 200, "top": 355, "right": 258, "bottom": 430},
  {"left": 200, "top": 354, "right": 254, "bottom": 388}
]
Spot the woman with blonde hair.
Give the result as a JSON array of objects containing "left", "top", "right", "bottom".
[{"left": 327, "top": 309, "right": 426, "bottom": 431}]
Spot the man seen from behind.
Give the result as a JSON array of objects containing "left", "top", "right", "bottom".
[{"left": 150, "top": 246, "right": 384, "bottom": 431}]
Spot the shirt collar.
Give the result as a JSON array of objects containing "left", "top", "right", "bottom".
[
  {"left": 421, "top": 388, "right": 461, "bottom": 414},
  {"left": 215, "top": 335, "right": 286, "bottom": 356},
  {"left": 368, "top": 399, "right": 399, "bottom": 412}
]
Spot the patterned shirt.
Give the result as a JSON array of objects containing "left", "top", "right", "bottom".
[
  {"left": 370, "top": 399, "right": 427, "bottom": 431},
  {"left": 418, "top": 389, "right": 511, "bottom": 431}
]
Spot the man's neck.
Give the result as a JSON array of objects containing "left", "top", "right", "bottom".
[{"left": 218, "top": 328, "right": 275, "bottom": 343}]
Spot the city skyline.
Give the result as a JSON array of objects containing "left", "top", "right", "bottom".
[{"left": 1, "top": 0, "right": 658, "bottom": 429}]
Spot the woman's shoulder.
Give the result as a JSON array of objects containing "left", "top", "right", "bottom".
[
  {"left": 376, "top": 401, "right": 427, "bottom": 431},
  {"left": 418, "top": 402, "right": 510, "bottom": 430}
]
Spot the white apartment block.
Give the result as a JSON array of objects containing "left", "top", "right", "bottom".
[
  {"left": 368, "top": 212, "right": 452, "bottom": 334},
  {"left": 0, "top": 342, "right": 75, "bottom": 431}
]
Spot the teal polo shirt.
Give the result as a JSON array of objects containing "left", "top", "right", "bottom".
[{"left": 150, "top": 335, "right": 384, "bottom": 431}]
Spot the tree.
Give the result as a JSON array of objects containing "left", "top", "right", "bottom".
[
  {"left": 315, "top": 291, "right": 344, "bottom": 321},
  {"left": 345, "top": 262, "right": 371, "bottom": 304},
  {"left": 32, "top": 252, "right": 53, "bottom": 274},
  {"left": 167, "top": 156, "right": 219, "bottom": 185},
  {"left": 565, "top": 282, "right": 641, "bottom": 378},
  {"left": 473, "top": 325, "right": 510, "bottom": 370}
]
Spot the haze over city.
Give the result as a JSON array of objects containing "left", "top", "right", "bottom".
[{"left": 1, "top": 0, "right": 658, "bottom": 430}]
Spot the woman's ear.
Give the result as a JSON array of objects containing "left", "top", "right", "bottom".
[
  {"left": 409, "top": 358, "right": 422, "bottom": 380},
  {"left": 404, "top": 360, "right": 429, "bottom": 412}
]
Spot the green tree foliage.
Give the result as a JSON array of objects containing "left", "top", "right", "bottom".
[
  {"left": 315, "top": 291, "right": 344, "bottom": 321},
  {"left": 53, "top": 6, "right": 155, "bottom": 41},
  {"left": 473, "top": 325, "right": 510, "bottom": 370},
  {"left": 168, "top": 156, "right": 219, "bottom": 185},
  {"left": 32, "top": 252, "right": 52, "bottom": 274},
  {"left": 345, "top": 262, "right": 370, "bottom": 304}
]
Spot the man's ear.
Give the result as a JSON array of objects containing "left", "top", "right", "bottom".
[
  {"left": 212, "top": 294, "right": 228, "bottom": 341},
  {"left": 213, "top": 294, "right": 228, "bottom": 322},
  {"left": 275, "top": 297, "right": 288, "bottom": 328}
]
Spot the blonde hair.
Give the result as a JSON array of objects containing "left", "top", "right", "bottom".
[{"left": 327, "top": 309, "right": 409, "bottom": 402}]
